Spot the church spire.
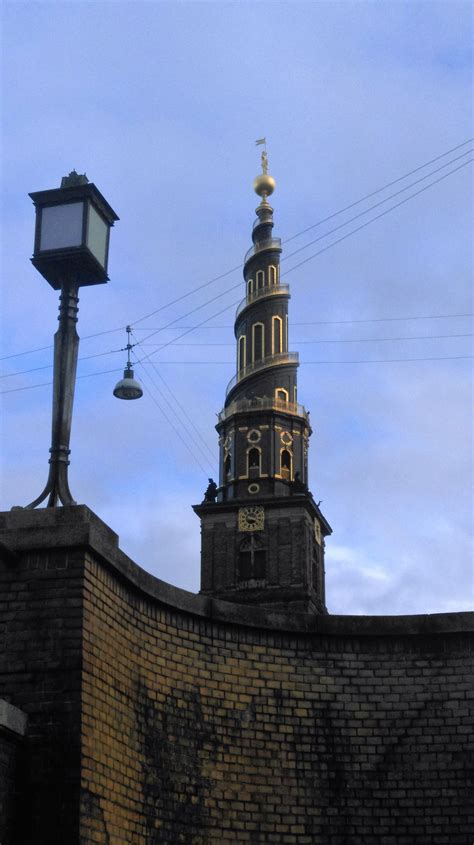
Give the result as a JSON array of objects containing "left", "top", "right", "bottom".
[{"left": 193, "top": 150, "right": 332, "bottom": 614}]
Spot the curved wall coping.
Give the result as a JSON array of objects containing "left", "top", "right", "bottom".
[{"left": 1, "top": 505, "right": 472, "bottom": 637}]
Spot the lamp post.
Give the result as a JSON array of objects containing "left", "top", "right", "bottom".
[{"left": 20, "top": 171, "right": 119, "bottom": 509}]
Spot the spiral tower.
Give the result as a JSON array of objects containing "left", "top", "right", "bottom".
[{"left": 194, "top": 152, "right": 331, "bottom": 613}]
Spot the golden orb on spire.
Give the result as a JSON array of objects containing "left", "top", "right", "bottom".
[{"left": 253, "top": 172, "right": 276, "bottom": 198}]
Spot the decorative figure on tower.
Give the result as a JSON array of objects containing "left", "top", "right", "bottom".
[
  {"left": 194, "top": 145, "right": 331, "bottom": 614},
  {"left": 203, "top": 479, "right": 218, "bottom": 503}
]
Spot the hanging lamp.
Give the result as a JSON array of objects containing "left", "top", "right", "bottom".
[{"left": 113, "top": 326, "right": 143, "bottom": 400}]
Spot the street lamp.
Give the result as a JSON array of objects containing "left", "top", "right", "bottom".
[{"left": 19, "top": 170, "right": 119, "bottom": 509}]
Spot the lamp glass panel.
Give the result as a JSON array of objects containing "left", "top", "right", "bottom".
[
  {"left": 40, "top": 202, "right": 84, "bottom": 251},
  {"left": 87, "top": 204, "right": 108, "bottom": 268}
]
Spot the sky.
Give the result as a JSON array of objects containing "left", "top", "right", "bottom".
[{"left": 0, "top": 0, "right": 472, "bottom": 615}]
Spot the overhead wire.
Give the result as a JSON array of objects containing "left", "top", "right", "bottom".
[
  {"left": 130, "top": 330, "right": 216, "bottom": 467},
  {"left": 136, "top": 356, "right": 473, "bottom": 364},
  {"left": 2, "top": 330, "right": 471, "bottom": 381},
  {"left": 2, "top": 139, "right": 472, "bottom": 363},
  {"left": 1, "top": 353, "right": 472, "bottom": 396},
  {"left": 125, "top": 137, "right": 473, "bottom": 327},
  {"left": 3, "top": 311, "right": 472, "bottom": 363},
  {"left": 130, "top": 313, "right": 473, "bottom": 331},
  {"left": 283, "top": 138, "right": 473, "bottom": 244},
  {"left": 281, "top": 157, "right": 473, "bottom": 278},
  {"left": 129, "top": 352, "right": 214, "bottom": 476},
  {"left": 281, "top": 150, "right": 474, "bottom": 265},
  {"left": 2, "top": 146, "right": 471, "bottom": 391},
  {"left": 128, "top": 152, "right": 474, "bottom": 353},
  {"left": 134, "top": 157, "right": 473, "bottom": 366},
  {"left": 0, "top": 347, "right": 124, "bottom": 380},
  {"left": 137, "top": 333, "right": 472, "bottom": 347}
]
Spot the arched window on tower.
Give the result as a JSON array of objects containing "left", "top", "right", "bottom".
[
  {"left": 269, "top": 265, "right": 277, "bottom": 286},
  {"left": 276, "top": 388, "right": 289, "bottom": 404},
  {"left": 256, "top": 270, "right": 264, "bottom": 291},
  {"left": 248, "top": 447, "right": 261, "bottom": 476},
  {"left": 252, "top": 323, "right": 264, "bottom": 362},
  {"left": 272, "top": 316, "right": 283, "bottom": 354},
  {"left": 247, "top": 279, "right": 253, "bottom": 297},
  {"left": 281, "top": 448, "right": 292, "bottom": 481},
  {"left": 238, "top": 535, "right": 266, "bottom": 582},
  {"left": 224, "top": 453, "right": 231, "bottom": 478},
  {"left": 238, "top": 335, "right": 246, "bottom": 372}
]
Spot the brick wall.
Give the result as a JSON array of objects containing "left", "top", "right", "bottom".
[
  {"left": 0, "top": 699, "right": 28, "bottom": 845},
  {"left": 0, "top": 541, "right": 84, "bottom": 845},
  {"left": 0, "top": 728, "right": 21, "bottom": 844},
  {"left": 81, "top": 559, "right": 473, "bottom": 844},
  {"left": 0, "top": 508, "right": 472, "bottom": 845}
]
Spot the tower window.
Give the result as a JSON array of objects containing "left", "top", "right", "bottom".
[
  {"left": 238, "top": 535, "right": 266, "bottom": 582},
  {"left": 256, "top": 270, "right": 264, "bottom": 290},
  {"left": 281, "top": 448, "right": 292, "bottom": 480},
  {"left": 252, "top": 323, "right": 264, "bottom": 362},
  {"left": 272, "top": 316, "right": 282, "bottom": 354},
  {"left": 224, "top": 454, "right": 231, "bottom": 477},
  {"left": 276, "top": 388, "right": 288, "bottom": 403},
  {"left": 248, "top": 279, "right": 253, "bottom": 297},
  {"left": 238, "top": 335, "right": 246, "bottom": 371},
  {"left": 269, "top": 265, "right": 277, "bottom": 286},
  {"left": 248, "top": 447, "right": 261, "bottom": 474}
]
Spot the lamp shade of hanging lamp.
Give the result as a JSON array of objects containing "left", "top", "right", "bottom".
[{"left": 113, "top": 363, "right": 143, "bottom": 400}]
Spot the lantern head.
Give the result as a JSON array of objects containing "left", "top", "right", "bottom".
[{"left": 29, "top": 171, "right": 119, "bottom": 289}]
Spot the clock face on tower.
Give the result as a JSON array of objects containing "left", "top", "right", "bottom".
[{"left": 238, "top": 505, "right": 265, "bottom": 532}]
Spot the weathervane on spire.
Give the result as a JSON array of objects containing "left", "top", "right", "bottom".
[{"left": 255, "top": 137, "right": 268, "bottom": 174}]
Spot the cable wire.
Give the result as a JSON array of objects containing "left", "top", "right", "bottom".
[
  {"left": 133, "top": 152, "right": 473, "bottom": 346},
  {"left": 130, "top": 354, "right": 214, "bottom": 476},
  {"left": 1, "top": 353, "right": 472, "bottom": 396},
  {"left": 128, "top": 137, "right": 473, "bottom": 326},
  {"left": 2, "top": 148, "right": 471, "bottom": 377},
  {"left": 4, "top": 311, "right": 471, "bottom": 363},
  {"left": 131, "top": 331, "right": 216, "bottom": 467},
  {"left": 3, "top": 329, "right": 471, "bottom": 381},
  {"left": 281, "top": 158, "right": 472, "bottom": 279},
  {"left": 130, "top": 313, "right": 473, "bottom": 331},
  {"left": 281, "top": 150, "right": 473, "bottom": 265},
  {"left": 135, "top": 158, "right": 473, "bottom": 365},
  {"left": 5, "top": 150, "right": 468, "bottom": 380},
  {"left": 0, "top": 347, "right": 124, "bottom": 380},
  {"left": 137, "top": 333, "right": 472, "bottom": 348},
  {"left": 283, "top": 138, "right": 473, "bottom": 244},
  {"left": 2, "top": 139, "right": 471, "bottom": 362}
]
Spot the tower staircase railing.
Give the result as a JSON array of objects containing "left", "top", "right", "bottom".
[
  {"left": 218, "top": 395, "right": 309, "bottom": 423},
  {"left": 235, "top": 284, "right": 290, "bottom": 319},
  {"left": 225, "top": 352, "right": 299, "bottom": 397},
  {"left": 244, "top": 237, "right": 281, "bottom": 264}
]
